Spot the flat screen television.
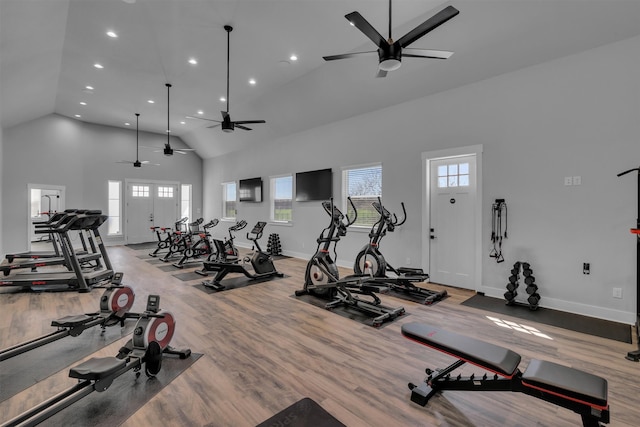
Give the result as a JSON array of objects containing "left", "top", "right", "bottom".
[
  {"left": 295, "top": 168, "right": 332, "bottom": 202},
  {"left": 239, "top": 177, "right": 263, "bottom": 202}
]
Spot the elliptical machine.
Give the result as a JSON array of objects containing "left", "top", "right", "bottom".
[
  {"left": 295, "top": 198, "right": 405, "bottom": 327},
  {"left": 197, "top": 221, "right": 283, "bottom": 290},
  {"left": 353, "top": 198, "right": 447, "bottom": 304}
]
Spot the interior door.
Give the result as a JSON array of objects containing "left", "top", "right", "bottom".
[
  {"left": 126, "top": 182, "right": 180, "bottom": 244},
  {"left": 429, "top": 155, "right": 476, "bottom": 289}
]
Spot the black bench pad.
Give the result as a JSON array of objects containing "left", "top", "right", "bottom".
[
  {"left": 522, "top": 359, "right": 608, "bottom": 408},
  {"left": 69, "top": 357, "right": 126, "bottom": 380},
  {"left": 401, "top": 322, "right": 521, "bottom": 377}
]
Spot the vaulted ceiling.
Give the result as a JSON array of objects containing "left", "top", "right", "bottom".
[{"left": 2, "top": 0, "right": 640, "bottom": 159}]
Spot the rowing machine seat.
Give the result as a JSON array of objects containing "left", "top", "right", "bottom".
[
  {"left": 69, "top": 357, "right": 125, "bottom": 380},
  {"left": 51, "top": 314, "right": 95, "bottom": 328}
]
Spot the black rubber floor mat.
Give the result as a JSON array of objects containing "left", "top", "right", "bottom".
[
  {"left": 192, "top": 274, "right": 288, "bottom": 294},
  {"left": 461, "top": 294, "right": 632, "bottom": 343},
  {"left": 37, "top": 353, "right": 202, "bottom": 427},
  {"left": 0, "top": 323, "right": 135, "bottom": 402},
  {"left": 172, "top": 271, "right": 206, "bottom": 282},
  {"left": 292, "top": 293, "right": 407, "bottom": 328},
  {"left": 256, "top": 397, "right": 346, "bottom": 427}
]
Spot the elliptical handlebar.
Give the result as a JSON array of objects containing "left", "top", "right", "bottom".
[{"left": 617, "top": 167, "right": 640, "bottom": 177}]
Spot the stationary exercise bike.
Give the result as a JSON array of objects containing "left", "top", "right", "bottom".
[
  {"left": 2, "top": 294, "right": 191, "bottom": 427},
  {"left": 353, "top": 198, "right": 447, "bottom": 304},
  {"left": 160, "top": 218, "right": 203, "bottom": 262},
  {"left": 149, "top": 217, "right": 188, "bottom": 257},
  {"left": 295, "top": 198, "right": 405, "bottom": 327},
  {"left": 172, "top": 219, "right": 219, "bottom": 268},
  {"left": 197, "top": 221, "right": 283, "bottom": 290}
]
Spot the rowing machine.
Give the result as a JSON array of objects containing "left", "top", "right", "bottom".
[{"left": 1, "top": 295, "right": 191, "bottom": 427}]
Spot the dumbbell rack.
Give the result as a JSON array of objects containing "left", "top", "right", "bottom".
[
  {"left": 504, "top": 261, "right": 540, "bottom": 310},
  {"left": 267, "top": 233, "right": 282, "bottom": 256}
]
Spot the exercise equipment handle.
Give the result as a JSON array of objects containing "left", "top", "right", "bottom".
[
  {"left": 617, "top": 167, "right": 640, "bottom": 177},
  {"left": 346, "top": 197, "right": 358, "bottom": 226}
]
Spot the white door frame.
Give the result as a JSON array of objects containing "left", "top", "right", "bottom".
[
  {"left": 124, "top": 178, "right": 180, "bottom": 243},
  {"left": 421, "top": 144, "right": 483, "bottom": 291},
  {"left": 27, "top": 183, "right": 66, "bottom": 249}
]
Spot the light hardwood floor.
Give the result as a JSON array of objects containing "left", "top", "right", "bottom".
[{"left": 1, "top": 245, "right": 638, "bottom": 426}]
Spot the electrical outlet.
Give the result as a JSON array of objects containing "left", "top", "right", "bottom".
[
  {"left": 564, "top": 177, "right": 573, "bottom": 186},
  {"left": 572, "top": 176, "right": 582, "bottom": 185},
  {"left": 583, "top": 263, "right": 590, "bottom": 274},
  {"left": 613, "top": 288, "right": 623, "bottom": 299}
]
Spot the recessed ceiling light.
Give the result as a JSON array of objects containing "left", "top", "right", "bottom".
[
  {"left": 197, "top": 110, "right": 204, "bottom": 115},
  {"left": 85, "top": 85, "right": 94, "bottom": 90},
  {"left": 180, "top": 121, "right": 186, "bottom": 125},
  {"left": 94, "top": 63, "right": 104, "bottom": 69},
  {"left": 125, "top": 122, "right": 131, "bottom": 126},
  {"left": 79, "top": 102, "right": 87, "bottom": 106},
  {"left": 74, "top": 114, "right": 81, "bottom": 118},
  {"left": 248, "top": 78, "right": 256, "bottom": 86},
  {"left": 106, "top": 30, "right": 118, "bottom": 38},
  {"left": 219, "top": 97, "right": 226, "bottom": 102},
  {"left": 290, "top": 54, "right": 298, "bottom": 61},
  {"left": 147, "top": 100, "right": 154, "bottom": 104},
  {"left": 188, "top": 58, "right": 197, "bottom": 65}
]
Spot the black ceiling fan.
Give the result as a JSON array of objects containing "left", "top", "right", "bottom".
[
  {"left": 117, "top": 113, "right": 159, "bottom": 167},
  {"left": 323, "top": 1, "right": 459, "bottom": 77},
  {"left": 187, "top": 25, "right": 265, "bottom": 132},
  {"left": 153, "top": 83, "right": 197, "bottom": 155}
]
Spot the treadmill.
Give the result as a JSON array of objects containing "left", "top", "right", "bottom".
[{"left": 1, "top": 211, "right": 115, "bottom": 292}]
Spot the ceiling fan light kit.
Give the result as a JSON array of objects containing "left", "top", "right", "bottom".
[{"left": 325, "top": 1, "right": 459, "bottom": 77}]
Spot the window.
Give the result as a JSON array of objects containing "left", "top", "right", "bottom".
[
  {"left": 108, "top": 181, "right": 122, "bottom": 235},
  {"left": 343, "top": 164, "right": 382, "bottom": 228},
  {"left": 132, "top": 185, "right": 149, "bottom": 198},
  {"left": 181, "top": 184, "right": 192, "bottom": 222},
  {"left": 437, "top": 162, "right": 470, "bottom": 188},
  {"left": 222, "top": 181, "right": 237, "bottom": 219},
  {"left": 157, "top": 186, "right": 174, "bottom": 198},
  {"left": 270, "top": 175, "right": 293, "bottom": 222}
]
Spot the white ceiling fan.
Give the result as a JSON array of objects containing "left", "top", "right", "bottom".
[{"left": 117, "top": 113, "right": 160, "bottom": 167}]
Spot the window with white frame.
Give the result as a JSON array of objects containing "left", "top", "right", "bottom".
[
  {"left": 270, "top": 175, "right": 293, "bottom": 222},
  {"left": 157, "top": 186, "right": 174, "bottom": 198},
  {"left": 107, "top": 181, "right": 122, "bottom": 235},
  {"left": 181, "top": 184, "right": 192, "bottom": 222},
  {"left": 437, "top": 162, "right": 470, "bottom": 188},
  {"left": 222, "top": 181, "right": 237, "bottom": 219},
  {"left": 132, "top": 185, "right": 149, "bottom": 198},
  {"left": 343, "top": 164, "right": 382, "bottom": 228}
]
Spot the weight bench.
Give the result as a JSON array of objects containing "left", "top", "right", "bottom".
[{"left": 402, "top": 322, "right": 609, "bottom": 427}]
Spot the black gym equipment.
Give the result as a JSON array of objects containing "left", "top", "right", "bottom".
[
  {"left": 1, "top": 210, "right": 115, "bottom": 292},
  {"left": 159, "top": 218, "right": 203, "bottom": 262},
  {"left": 490, "top": 198, "right": 507, "bottom": 263},
  {"left": 295, "top": 198, "right": 405, "bottom": 327},
  {"left": 148, "top": 217, "right": 188, "bottom": 257},
  {"left": 353, "top": 198, "right": 447, "bottom": 304},
  {"left": 0, "top": 273, "right": 135, "bottom": 362},
  {"left": 172, "top": 219, "right": 219, "bottom": 268},
  {"left": 1, "top": 295, "right": 191, "bottom": 427},
  {"left": 402, "top": 323, "right": 609, "bottom": 427},
  {"left": 196, "top": 220, "right": 247, "bottom": 267},
  {"left": 197, "top": 221, "right": 283, "bottom": 290},
  {"left": 617, "top": 166, "right": 640, "bottom": 361},
  {"left": 504, "top": 261, "right": 540, "bottom": 310}
]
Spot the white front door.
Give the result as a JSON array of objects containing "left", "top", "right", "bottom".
[
  {"left": 428, "top": 155, "right": 477, "bottom": 289},
  {"left": 126, "top": 182, "right": 179, "bottom": 244}
]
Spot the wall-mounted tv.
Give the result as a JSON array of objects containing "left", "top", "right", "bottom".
[
  {"left": 239, "top": 177, "right": 263, "bottom": 202},
  {"left": 295, "top": 168, "right": 332, "bottom": 202}
]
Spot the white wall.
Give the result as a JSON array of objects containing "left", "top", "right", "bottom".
[
  {"left": 2, "top": 114, "right": 203, "bottom": 252},
  {"left": 0, "top": 126, "right": 4, "bottom": 257},
  {"left": 204, "top": 35, "right": 640, "bottom": 324}
]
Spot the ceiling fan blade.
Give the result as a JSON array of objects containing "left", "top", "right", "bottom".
[
  {"left": 186, "top": 115, "right": 221, "bottom": 123},
  {"left": 376, "top": 69, "right": 388, "bottom": 78},
  {"left": 116, "top": 160, "right": 134, "bottom": 164},
  {"left": 235, "top": 124, "right": 253, "bottom": 131},
  {"left": 207, "top": 124, "right": 221, "bottom": 129},
  {"left": 396, "top": 5, "right": 459, "bottom": 48},
  {"left": 233, "top": 120, "right": 265, "bottom": 125},
  {"left": 402, "top": 48, "right": 454, "bottom": 59},
  {"left": 323, "top": 51, "right": 377, "bottom": 61},
  {"left": 345, "top": 11, "right": 386, "bottom": 48}
]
